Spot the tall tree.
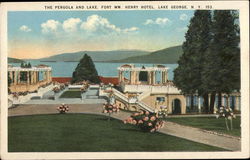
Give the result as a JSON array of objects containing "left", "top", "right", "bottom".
[
  {"left": 202, "top": 10, "right": 240, "bottom": 111},
  {"left": 71, "top": 54, "right": 100, "bottom": 84},
  {"left": 174, "top": 10, "right": 212, "bottom": 113}
]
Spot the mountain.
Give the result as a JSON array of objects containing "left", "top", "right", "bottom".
[
  {"left": 109, "top": 45, "right": 183, "bottom": 64},
  {"left": 37, "top": 50, "right": 150, "bottom": 62},
  {"left": 8, "top": 57, "right": 25, "bottom": 63}
]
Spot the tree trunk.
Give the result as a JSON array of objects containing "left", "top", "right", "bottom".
[
  {"left": 225, "top": 118, "right": 229, "bottom": 130},
  {"left": 190, "top": 94, "right": 194, "bottom": 111},
  {"left": 203, "top": 93, "right": 209, "bottom": 113},
  {"left": 209, "top": 92, "right": 216, "bottom": 114},
  {"left": 218, "top": 92, "right": 222, "bottom": 107}
]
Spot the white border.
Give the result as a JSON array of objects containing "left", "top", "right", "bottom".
[{"left": 0, "top": 1, "right": 249, "bottom": 159}]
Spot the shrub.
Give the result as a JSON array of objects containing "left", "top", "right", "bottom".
[
  {"left": 216, "top": 106, "right": 236, "bottom": 130},
  {"left": 102, "top": 103, "right": 120, "bottom": 121},
  {"left": 57, "top": 104, "right": 69, "bottom": 114},
  {"left": 123, "top": 111, "right": 164, "bottom": 132}
]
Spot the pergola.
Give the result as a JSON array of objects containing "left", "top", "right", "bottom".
[
  {"left": 117, "top": 64, "right": 168, "bottom": 85},
  {"left": 8, "top": 65, "right": 52, "bottom": 92}
]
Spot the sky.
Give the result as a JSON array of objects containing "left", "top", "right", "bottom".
[{"left": 8, "top": 10, "right": 194, "bottom": 59}]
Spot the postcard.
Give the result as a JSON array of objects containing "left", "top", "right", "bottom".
[{"left": 0, "top": 1, "right": 249, "bottom": 159}]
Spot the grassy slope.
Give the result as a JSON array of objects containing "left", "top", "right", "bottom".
[
  {"left": 8, "top": 114, "right": 226, "bottom": 152},
  {"left": 167, "top": 117, "right": 241, "bottom": 137},
  {"left": 110, "top": 45, "right": 183, "bottom": 64},
  {"left": 59, "top": 90, "right": 82, "bottom": 98}
]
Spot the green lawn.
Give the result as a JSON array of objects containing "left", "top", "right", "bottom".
[
  {"left": 166, "top": 117, "right": 241, "bottom": 137},
  {"left": 60, "top": 90, "right": 81, "bottom": 98},
  {"left": 8, "top": 114, "right": 227, "bottom": 152}
]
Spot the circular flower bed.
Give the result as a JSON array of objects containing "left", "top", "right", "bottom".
[
  {"left": 124, "top": 111, "right": 165, "bottom": 132},
  {"left": 57, "top": 103, "right": 69, "bottom": 114}
]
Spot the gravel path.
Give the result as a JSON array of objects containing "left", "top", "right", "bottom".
[{"left": 8, "top": 104, "right": 240, "bottom": 151}]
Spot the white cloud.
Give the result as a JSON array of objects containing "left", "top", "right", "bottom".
[
  {"left": 180, "top": 14, "right": 188, "bottom": 21},
  {"left": 62, "top": 18, "right": 82, "bottom": 32},
  {"left": 19, "top": 25, "right": 31, "bottom": 32},
  {"left": 81, "top": 14, "right": 138, "bottom": 34},
  {"left": 81, "top": 14, "right": 120, "bottom": 33},
  {"left": 143, "top": 18, "right": 171, "bottom": 27},
  {"left": 123, "top": 27, "right": 139, "bottom": 33},
  {"left": 41, "top": 20, "right": 61, "bottom": 34}
]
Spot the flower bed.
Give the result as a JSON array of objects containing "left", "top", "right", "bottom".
[
  {"left": 124, "top": 111, "right": 164, "bottom": 132},
  {"left": 57, "top": 104, "right": 69, "bottom": 114},
  {"left": 102, "top": 103, "right": 120, "bottom": 121}
]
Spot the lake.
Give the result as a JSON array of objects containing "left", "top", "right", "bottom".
[{"left": 9, "top": 61, "right": 178, "bottom": 80}]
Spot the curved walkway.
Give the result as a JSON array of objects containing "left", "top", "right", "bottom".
[{"left": 8, "top": 104, "right": 240, "bottom": 151}]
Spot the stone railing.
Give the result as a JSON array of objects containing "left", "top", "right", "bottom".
[{"left": 123, "top": 84, "right": 181, "bottom": 94}]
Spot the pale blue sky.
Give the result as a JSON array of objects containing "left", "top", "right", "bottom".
[{"left": 8, "top": 10, "right": 194, "bottom": 59}]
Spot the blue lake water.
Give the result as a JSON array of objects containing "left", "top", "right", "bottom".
[{"left": 10, "top": 61, "right": 178, "bottom": 80}]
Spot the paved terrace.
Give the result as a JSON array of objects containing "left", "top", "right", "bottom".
[{"left": 8, "top": 104, "right": 241, "bottom": 151}]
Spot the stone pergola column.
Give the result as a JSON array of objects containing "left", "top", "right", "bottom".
[
  {"left": 27, "top": 71, "right": 30, "bottom": 84},
  {"left": 148, "top": 71, "right": 151, "bottom": 85},
  {"left": 222, "top": 95, "right": 225, "bottom": 106},
  {"left": 198, "top": 96, "right": 201, "bottom": 113},
  {"left": 13, "top": 71, "right": 17, "bottom": 85},
  {"left": 152, "top": 71, "right": 156, "bottom": 85},
  {"left": 227, "top": 95, "right": 230, "bottom": 107},
  {"left": 17, "top": 71, "right": 21, "bottom": 84},
  {"left": 235, "top": 96, "right": 240, "bottom": 111},
  {"left": 161, "top": 71, "right": 165, "bottom": 84}
]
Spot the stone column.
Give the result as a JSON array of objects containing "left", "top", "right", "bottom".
[
  {"left": 120, "top": 71, "right": 124, "bottom": 83},
  {"left": 18, "top": 71, "right": 21, "bottom": 84},
  {"left": 13, "top": 71, "right": 17, "bottom": 85},
  {"left": 152, "top": 71, "right": 155, "bottom": 85},
  {"left": 235, "top": 96, "right": 240, "bottom": 111},
  {"left": 118, "top": 70, "right": 121, "bottom": 83},
  {"left": 198, "top": 96, "right": 201, "bottom": 113},
  {"left": 161, "top": 71, "right": 164, "bottom": 84},
  {"left": 222, "top": 95, "right": 225, "bottom": 106},
  {"left": 165, "top": 71, "right": 168, "bottom": 82},
  {"left": 129, "top": 71, "right": 132, "bottom": 84},
  {"left": 27, "top": 71, "right": 30, "bottom": 84},
  {"left": 227, "top": 96, "right": 230, "bottom": 107}
]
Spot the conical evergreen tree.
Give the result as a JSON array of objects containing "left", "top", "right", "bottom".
[
  {"left": 174, "top": 10, "right": 212, "bottom": 113},
  {"left": 71, "top": 54, "right": 100, "bottom": 84},
  {"left": 202, "top": 10, "right": 240, "bottom": 109}
]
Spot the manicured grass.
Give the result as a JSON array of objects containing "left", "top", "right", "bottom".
[
  {"left": 8, "top": 114, "right": 227, "bottom": 152},
  {"left": 60, "top": 90, "right": 81, "bottom": 98},
  {"left": 166, "top": 117, "right": 241, "bottom": 137}
]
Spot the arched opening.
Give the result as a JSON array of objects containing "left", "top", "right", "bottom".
[
  {"left": 139, "top": 71, "right": 148, "bottom": 82},
  {"left": 172, "top": 98, "right": 181, "bottom": 114}
]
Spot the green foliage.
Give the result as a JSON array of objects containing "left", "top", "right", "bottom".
[
  {"left": 202, "top": 10, "right": 240, "bottom": 94},
  {"left": 174, "top": 10, "right": 213, "bottom": 112},
  {"left": 174, "top": 10, "right": 240, "bottom": 112},
  {"left": 71, "top": 54, "right": 100, "bottom": 84}
]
